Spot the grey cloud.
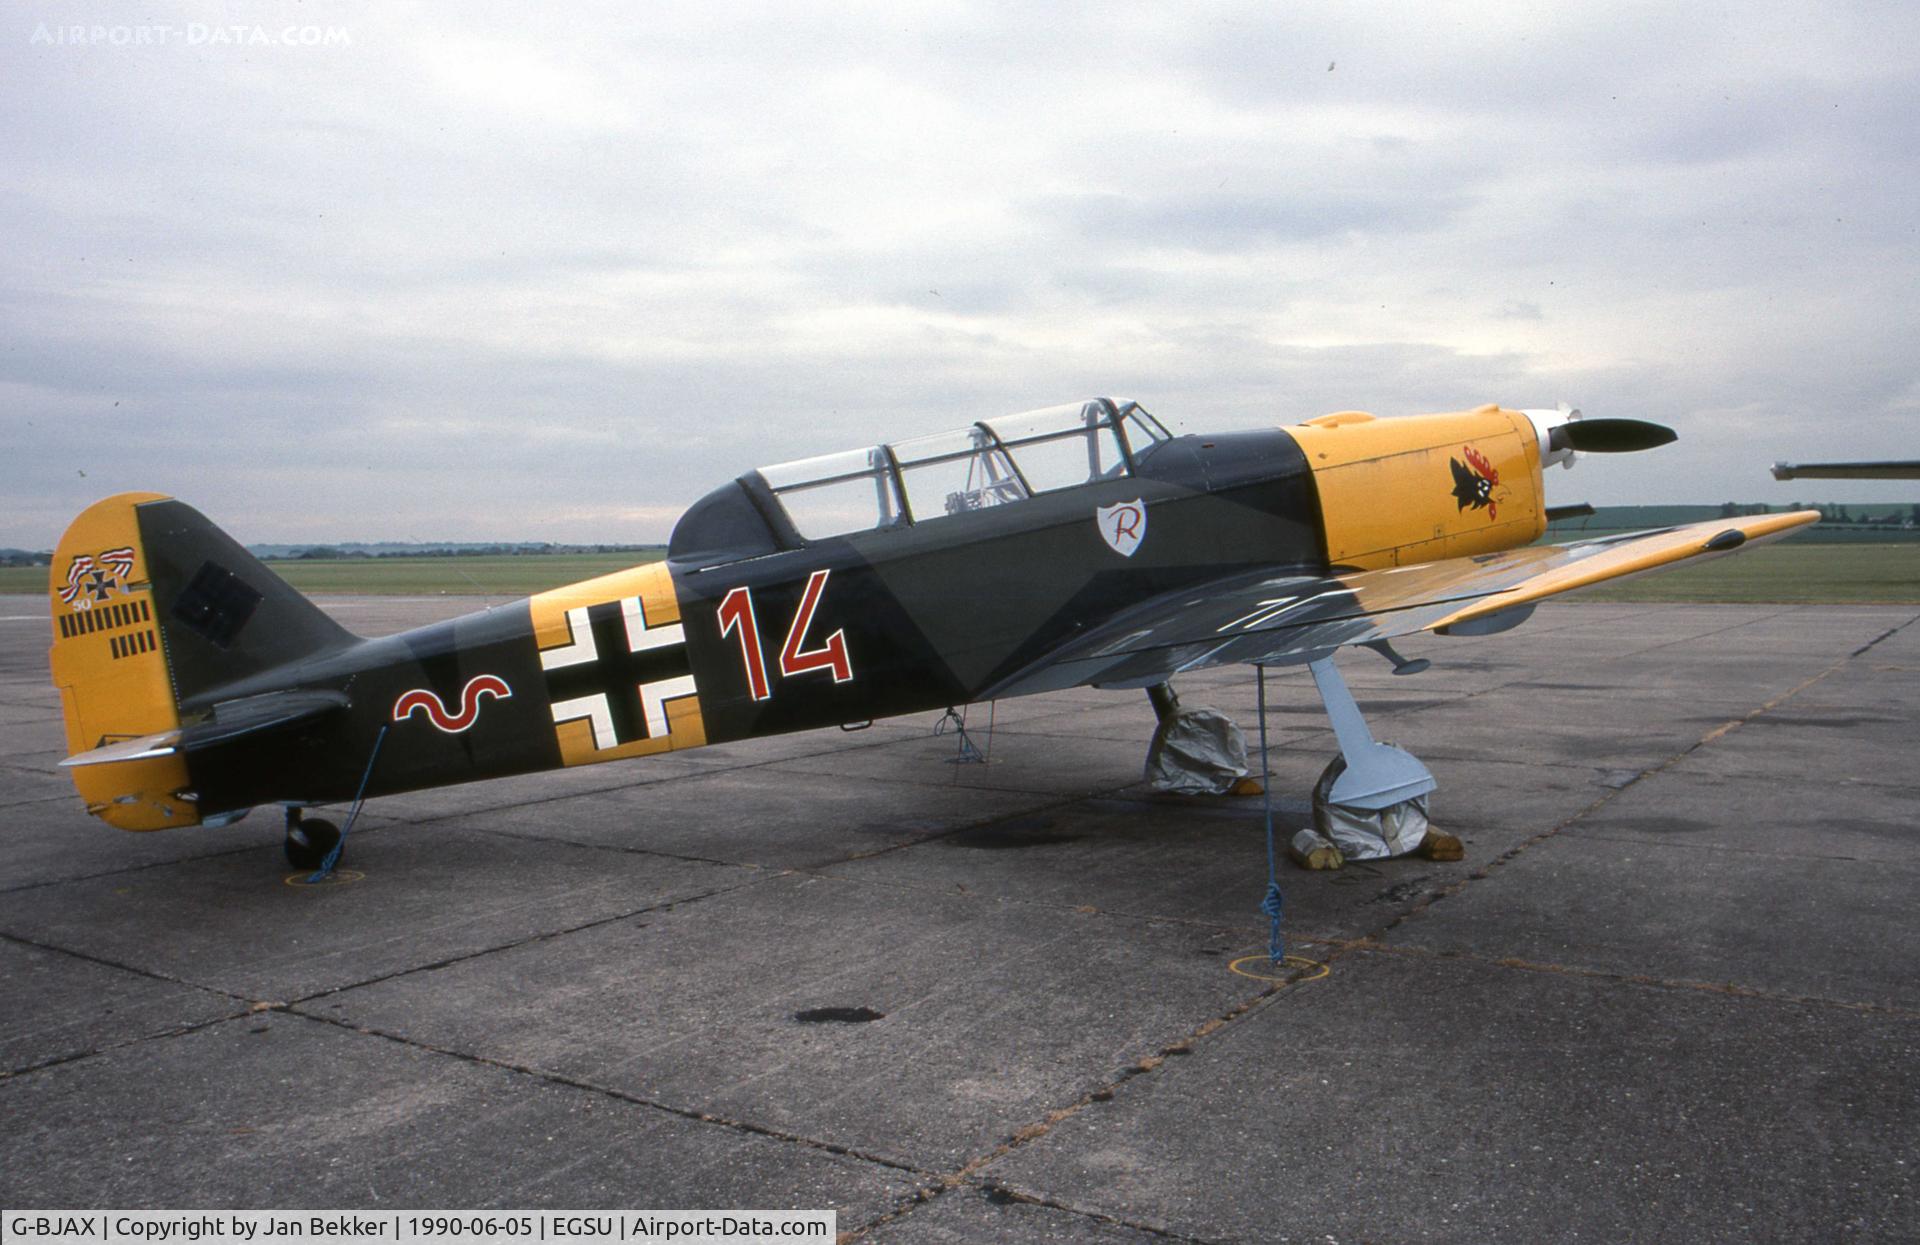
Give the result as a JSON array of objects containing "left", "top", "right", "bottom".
[
  {"left": 1041, "top": 188, "right": 1475, "bottom": 249},
  {"left": 4, "top": 1, "right": 1917, "bottom": 548}
]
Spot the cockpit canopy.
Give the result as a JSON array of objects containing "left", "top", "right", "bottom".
[
  {"left": 667, "top": 399, "right": 1175, "bottom": 564},
  {"left": 757, "top": 398, "right": 1171, "bottom": 542}
]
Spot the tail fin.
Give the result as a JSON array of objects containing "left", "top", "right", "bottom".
[{"left": 49, "top": 493, "right": 356, "bottom": 830}]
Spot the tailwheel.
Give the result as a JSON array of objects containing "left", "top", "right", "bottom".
[{"left": 284, "top": 817, "right": 342, "bottom": 871}]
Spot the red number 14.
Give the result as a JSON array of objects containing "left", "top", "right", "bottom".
[{"left": 717, "top": 569, "right": 853, "bottom": 703}]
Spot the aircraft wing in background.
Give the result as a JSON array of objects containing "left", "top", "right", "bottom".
[{"left": 1771, "top": 460, "right": 1920, "bottom": 481}]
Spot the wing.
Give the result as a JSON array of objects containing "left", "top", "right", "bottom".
[
  {"left": 981, "top": 510, "right": 1820, "bottom": 697},
  {"left": 1771, "top": 460, "right": 1920, "bottom": 481}
]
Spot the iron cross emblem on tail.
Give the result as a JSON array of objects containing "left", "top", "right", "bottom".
[{"left": 57, "top": 546, "right": 136, "bottom": 610}]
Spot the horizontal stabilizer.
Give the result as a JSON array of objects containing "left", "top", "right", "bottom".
[
  {"left": 60, "top": 731, "right": 182, "bottom": 768},
  {"left": 60, "top": 689, "right": 347, "bottom": 769}
]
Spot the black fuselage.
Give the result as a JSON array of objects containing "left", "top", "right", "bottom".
[{"left": 185, "top": 429, "right": 1324, "bottom": 815}]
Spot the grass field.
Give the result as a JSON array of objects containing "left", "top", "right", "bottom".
[
  {"left": 3, "top": 544, "right": 1914, "bottom": 603},
  {"left": 1565, "top": 543, "right": 1920, "bottom": 604}
]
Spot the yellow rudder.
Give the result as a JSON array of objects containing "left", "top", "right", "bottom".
[{"left": 48, "top": 492, "right": 198, "bottom": 830}]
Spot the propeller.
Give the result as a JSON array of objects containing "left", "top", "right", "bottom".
[{"left": 1547, "top": 418, "right": 1677, "bottom": 455}]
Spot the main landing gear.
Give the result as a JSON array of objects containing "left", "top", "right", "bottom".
[
  {"left": 283, "top": 807, "right": 342, "bottom": 871},
  {"left": 1142, "top": 682, "right": 1263, "bottom": 796},
  {"left": 1289, "top": 652, "right": 1463, "bottom": 870}
]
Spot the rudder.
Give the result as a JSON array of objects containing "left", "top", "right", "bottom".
[{"left": 49, "top": 492, "right": 356, "bottom": 830}]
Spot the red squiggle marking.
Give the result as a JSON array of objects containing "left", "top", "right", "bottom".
[{"left": 392, "top": 674, "right": 512, "bottom": 733}]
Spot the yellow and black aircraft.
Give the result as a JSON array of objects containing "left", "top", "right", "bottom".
[{"left": 49, "top": 400, "right": 1817, "bottom": 868}]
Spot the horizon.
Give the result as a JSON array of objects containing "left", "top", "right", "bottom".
[
  {"left": 6, "top": 3, "right": 1918, "bottom": 546},
  {"left": 7, "top": 499, "right": 1917, "bottom": 561}
]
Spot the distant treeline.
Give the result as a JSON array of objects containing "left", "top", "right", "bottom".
[
  {"left": 255, "top": 543, "right": 667, "bottom": 561},
  {"left": 7, "top": 500, "right": 1917, "bottom": 568},
  {"left": 1549, "top": 503, "right": 1919, "bottom": 541},
  {"left": 0, "top": 542, "right": 668, "bottom": 568}
]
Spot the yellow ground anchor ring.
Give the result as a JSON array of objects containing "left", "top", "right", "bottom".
[
  {"left": 281, "top": 870, "right": 367, "bottom": 888},
  {"left": 1228, "top": 954, "right": 1331, "bottom": 984}
]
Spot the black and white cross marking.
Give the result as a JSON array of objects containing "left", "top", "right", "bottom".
[
  {"left": 82, "top": 567, "right": 117, "bottom": 604},
  {"left": 539, "top": 597, "right": 698, "bottom": 751}
]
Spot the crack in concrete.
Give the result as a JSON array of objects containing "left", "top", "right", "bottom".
[
  {"left": 1311, "top": 936, "right": 1920, "bottom": 1020},
  {"left": 0, "top": 841, "right": 284, "bottom": 896},
  {"left": 0, "top": 1008, "right": 256, "bottom": 1082},
  {"left": 0, "top": 930, "right": 262, "bottom": 1081},
  {"left": 0, "top": 877, "right": 777, "bottom": 1085},
  {"left": 1572, "top": 827, "right": 1920, "bottom": 866},
  {"left": 452, "top": 821, "right": 783, "bottom": 871},
  {"left": 840, "top": 609, "right": 1920, "bottom": 1240},
  {"left": 278, "top": 1007, "right": 937, "bottom": 1184},
  {"left": 1382, "top": 693, "right": 1822, "bottom": 935},
  {"left": 0, "top": 928, "right": 253, "bottom": 1003},
  {"left": 5, "top": 606, "right": 1914, "bottom": 1228},
  {"left": 849, "top": 1178, "right": 1223, "bottom": 1244},
  {"left": 288, "top": 877, "right": 773, "bottom": 1007},
  {"left": 1370, "top": 608, "right": 1919, "bottom": 949},
  {"left": 835, "top": 959, "right": 1325, "bottom": 1242}
]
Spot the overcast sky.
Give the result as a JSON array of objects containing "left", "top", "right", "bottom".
[{"left": 4, "top": 1, "right": 1916, "bottom": 547}]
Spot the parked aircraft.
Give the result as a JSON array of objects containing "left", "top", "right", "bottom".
[{"left": 49, "top": 400, "right": 1816, "bottom": 867}]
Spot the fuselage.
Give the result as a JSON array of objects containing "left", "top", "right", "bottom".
[{"left": 59, "top": 401, "right": 1553, "bottom": 826}]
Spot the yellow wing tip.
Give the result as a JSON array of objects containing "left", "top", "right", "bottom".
[{"left": 1428, "top": 508, "right": 1823, "bottom": 633}]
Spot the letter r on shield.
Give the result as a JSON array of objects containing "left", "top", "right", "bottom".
[{"left": 1097, "top": 499, "right": 1147, "bottom": 557}]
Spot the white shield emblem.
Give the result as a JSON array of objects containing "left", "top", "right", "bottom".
[{"left": 1096, "top": 499, "right": 1147, "bottom": 557}]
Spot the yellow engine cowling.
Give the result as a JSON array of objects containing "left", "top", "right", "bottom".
[{"left": 1289, "top": 404, "right": 1548, "bottom": 570}]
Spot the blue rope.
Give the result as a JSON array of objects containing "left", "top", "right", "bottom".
[
  {"left": 1257, "top": 665, "right": 1285, "bottom": 964},
  {"left": 306, "top": 724, "right": 388, "bottom": 883}
]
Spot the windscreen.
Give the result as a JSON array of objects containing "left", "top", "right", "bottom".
[{"left": 755, "top": 398, "right": 1167, "bottom": 541}]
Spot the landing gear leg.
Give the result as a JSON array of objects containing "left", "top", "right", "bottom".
[
  {"left": 1291, "top": 655, "right": 1458, "bottom": 868},
  {"left": 1142, "top": 681, "right": 1261, "bottom": 796},
  {"left": 283, "top": 807, "right": 342, "bottom": 871},
  {"left": 1308, "top": 655, "right": 1434, "bottom": 809}
]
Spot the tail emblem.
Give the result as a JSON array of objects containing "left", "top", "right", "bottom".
[
  {"left": 1449, "top": 446, "right": 1500, "bottom": 520},
  {"left": 393, "top": 675, "right": 513, "bottom": 733},
  {"left": 57, "top": 546, "right": 136, "bottom": 610}
]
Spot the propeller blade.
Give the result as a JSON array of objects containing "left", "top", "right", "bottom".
[{"left": 1548, "top": 418, "right": 1677, "bottom": 454}]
